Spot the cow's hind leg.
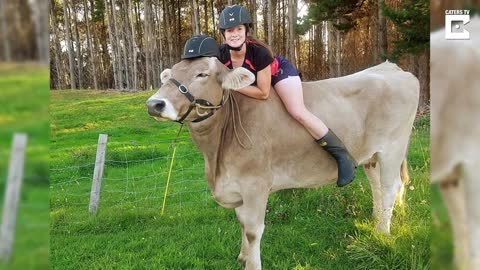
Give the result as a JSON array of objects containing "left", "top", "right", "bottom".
[
  {"left": 376, "top": 151, "right": 404, "bottom": 234},
  {"left": 234, "top": 191, "right": 268, "bottom": 270},
  {"left": 463, "top": 162, "right": 480, "bottom": 270},
  {"left": 364, "top": 158, "right": 382, "bottom": 221},
  {"left": 395, "top": 159, "right": 410, "bottom": 208}
]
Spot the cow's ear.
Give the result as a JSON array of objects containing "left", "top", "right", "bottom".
[
  {"left": 160, "top": 69, "right": 171, "bottom": 84},
  {"left": 221, "top": 67, "right": 255, "bottom": 90}
]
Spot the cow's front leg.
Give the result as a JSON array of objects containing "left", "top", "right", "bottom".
[
  {"left": 235, "top": 208, "right": 249, "bottom": 266},
  {"left": 235, "top": 191, "right": 268, "bottom": 270}
]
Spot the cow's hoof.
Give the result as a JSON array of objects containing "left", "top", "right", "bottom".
[
  {"left": 237, "top": 254, "right": 246, "bottom": 267},
  {"left": 375, "top": 223, "right": 390, "bottom": 235}
]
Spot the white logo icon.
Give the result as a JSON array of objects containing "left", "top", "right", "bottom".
[
  {"left": 229, "top": 18, "right": 235, "bottom": 21},
  {"left": 445, "top": 10, "right": 470, "bottom": 40},
  {"left": 188, "top": 49, "right": 194, "bottom": 53}
]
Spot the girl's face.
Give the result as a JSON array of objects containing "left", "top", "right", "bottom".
[{"left": 224, "top": 25, "right": 246, "bottom": 49}]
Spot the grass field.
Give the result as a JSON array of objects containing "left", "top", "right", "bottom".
[
  {"left": 50, "top": 90, "right": 432, "bottom": 269},
  {"left": 0, "top": 63, "right": 49, "bottom": 270}
]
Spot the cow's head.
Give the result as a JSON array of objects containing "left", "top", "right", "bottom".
[{"left": 146, "top": 57, "right": 254, "bottom": 123}]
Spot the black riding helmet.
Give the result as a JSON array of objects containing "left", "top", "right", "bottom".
[
  {"left": 219, "top": 5, "right": 252, "bottom": 31},
  {"left": 219, "top": 5, "right": 252, "bottom": 51},
  {"left": 181, "top": 35, "right": 220, "bottom": 59}
]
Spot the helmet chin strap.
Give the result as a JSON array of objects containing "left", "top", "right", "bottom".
[{"left": 227, "top": 42, "right": 244, "bottom": 51}]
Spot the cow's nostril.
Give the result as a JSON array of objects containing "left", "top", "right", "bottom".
[
  {"left": 155, "top": 100, "right": 166, "bottom": 111},
  {"left": 147, "top": 99, "right": 166, "bottom": 116}
]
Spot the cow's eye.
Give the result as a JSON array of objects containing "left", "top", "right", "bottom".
[{"left": 196, "top": 73, "right": 209, "bottom": 78}]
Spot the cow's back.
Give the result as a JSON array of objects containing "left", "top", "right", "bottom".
[
  {"left": 220, "top": 62, "right": 419, "bottom": 191},
  {"left": 302, "top": 62, "right": 419, "bottom": 158}
]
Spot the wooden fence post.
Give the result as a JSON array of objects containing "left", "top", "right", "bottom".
[
  {"left": 0, "top": 134, "right": 28, "bottom": 263},
  {"left": 88, "top": 134, "right": 108, "bottom": 215}
]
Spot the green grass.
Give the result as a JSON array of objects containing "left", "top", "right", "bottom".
[
  {"left": 431, "top": 187, "right": 453, "bottom": 270},
  {"left": 50, "top": 90, "right": 431, "bottom": 269},
  {"left": 0, "top": 63, "right": 49, "bottom": 270}
]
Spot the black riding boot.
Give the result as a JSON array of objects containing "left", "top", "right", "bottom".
[{"left": 316, "top": 129, "right": 356, "bottom": 187}]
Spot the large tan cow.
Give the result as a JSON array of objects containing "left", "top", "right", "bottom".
[
  {"left": 431, "top": 16, "right": 480, "bottom": 270},
  {"left": 146, "top": 59, "right": 419, "bottom": 270}
]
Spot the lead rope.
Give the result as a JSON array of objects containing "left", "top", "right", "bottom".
[
  {"left": 228, "top": 91, "right": 253, "bottom": 149},
  {"left": 161, "top": 124, "right": 184, "bottom": 216}
]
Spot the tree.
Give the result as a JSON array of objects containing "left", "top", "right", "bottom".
[
  {"left": 104, "top": 0, "right": 118, "bottom": 89},
  {"left": 48, "top": 0, "right": 429, "bottom": 105},
  {"left": 129, "top": 0, "right": 137, "bottom": 90},
  {"left": 192, "top": 0, "right": 200, "bottom": 35},
  {"left": 72, "top": 1, "right": 84, "bottom": 89},
  {"left": 383, "top": 0, "right": 429, "bottom": 61},
  {"left": 0, "top": 0, "right": 11, "bottom": 61},
  {"left": 84, "top": 0, "right": 99, "bottom": 89},
  {"left": 144, "top": 0, "right": 152, "bottom": 89},
  {"left": 384, "top": 0, "right": 430, "bottom": 110},
  {"left": 287, "top": 0, "right": 296, "bottom": 64},
  {"left": 305, "top": 0, "right": 368, "bottom": 31},
  {"left": 28, "top": 0, "right": 50, "bottom": 64},
  {"left": 377, "top": 0, "right": 387, "bottom": 62},
  {"left": 63, "top": 0, "right": 77, "bottom": 89},
  {"left": 50, "top": 0, "right": 65, "bottom": 89}
]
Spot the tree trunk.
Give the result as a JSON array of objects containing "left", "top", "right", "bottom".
[
  {"left": 203, "top": 0, "right": 208, "bottom": 35},
  {"left": 84, "top": 0, "right": 98, "bottom": 89},
  {"left": 90, "top": 0, "right": 104, "bottom": 89},
  {"left": 192, "top": 0, "right": 200, "bottom": 35},
  {"left": 281, "top": 0, "right": 286, "bottom": 56},
  {"left": 111, "top": 0, "right": 124, "bottom": 89},
  {"left": 63, "top": 0, "right": 77, "bottom": 89},
  {"left": 120, "top": 0, "right": 131, "bottom": 90},
  {"left": 267, "top": 0, "right": 272, "bottom": 46},
  {"left": 327, "top": 22, "right": 334, "bottom": 78},
  {"left": 151, "top": 1, "right": 160, "bottom": 88},
  {"left": 338, "top": 39, "right": 341, "bottom": 77},
  {"left": 129, "top": 0, "right": 137, "bottom": 90},
  {"left": 27, "top": 0, "right": 49, "bottom": 64},
  {"left": 414, "top": 50, "right": 430, "bottom": 112},
  {"left": 104, "top": 0, "right": 118, "bottom": 89},
  {"left": 0, "top": 0, "right": 11, "bottom": 61},
  {"left": 163, "top": 0, "right": 174, "bottom": 67},
  {"left": 176, "top": 0, "right": 182, "bottom": 58},
  {"left": 72, "top": 2, "right": 84, "bottom": 89},
  {"left": 50, "top": 0, "right": 65, "bottom": 89},
  {"left": 287, "top": 0, "right": 296, "bottom": 64},
  {"left": 211, "top": 0, "right": 216, "bottom": 41},
  {"left": 250, "top": 0, "right": 257, "bottom": 36},
  {"left": 144, "top": 0, "right": 151, "bottom": 90},
  {"left": 377, "top": 0, "right": 387, "bottom": 61}
]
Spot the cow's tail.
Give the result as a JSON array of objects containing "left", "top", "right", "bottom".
[{"left": 396, "top": 159, "right": 410, "bottom": 208}]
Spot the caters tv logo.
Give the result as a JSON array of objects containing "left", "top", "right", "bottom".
[{"left": 445, "top": 10, "right": 470, "bottom": 40}]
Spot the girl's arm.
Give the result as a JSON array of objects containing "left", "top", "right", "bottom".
[{"left": 236, "top": 65, "right": 271, "bottom": 100}]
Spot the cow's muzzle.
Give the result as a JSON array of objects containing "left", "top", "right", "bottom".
[{"left": 146, "top": 98, "right": 165, "bottom": 117}]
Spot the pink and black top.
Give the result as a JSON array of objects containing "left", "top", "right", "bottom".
[{"left": 219, "top": 41, "right": 298, "bottom": 86}]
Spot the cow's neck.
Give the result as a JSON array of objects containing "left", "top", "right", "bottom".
[{"left": 186, "top": 102, "right": 230, "bottom": 191}]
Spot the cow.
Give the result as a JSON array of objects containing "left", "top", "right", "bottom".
[
  {"left": 146, "top": 58, "right": 419, "bottom": 270},
  {"left": 431, "top": 16, "right": 480, "bottom": 270}
]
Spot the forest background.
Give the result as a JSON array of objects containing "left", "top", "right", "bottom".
[{"left": 41, "top": 0, "right": 433, "bottom": 110}]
